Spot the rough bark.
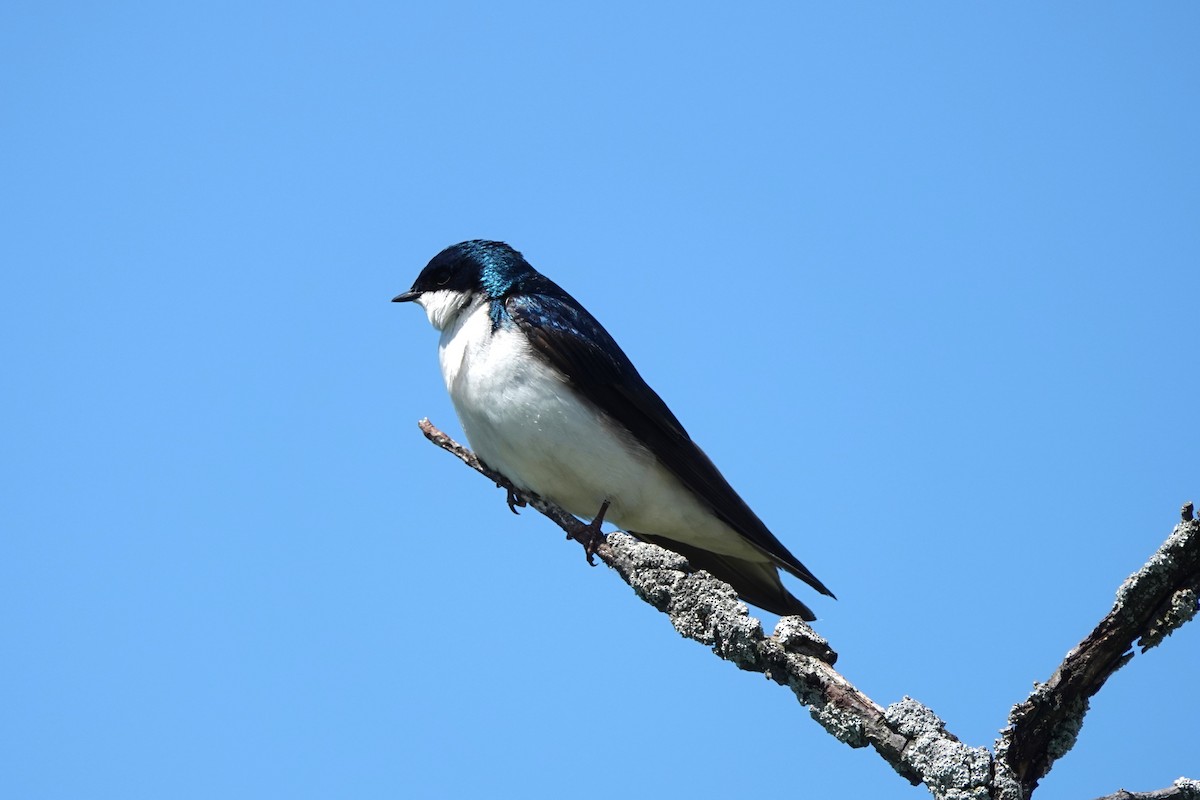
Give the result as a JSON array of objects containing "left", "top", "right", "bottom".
[{"left": 996, "top": 501, "right": 1200, "bottom": 797}]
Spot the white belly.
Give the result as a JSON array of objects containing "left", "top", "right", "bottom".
[{"left": 436, "top": 301, "right": 763, "bottom": 561}]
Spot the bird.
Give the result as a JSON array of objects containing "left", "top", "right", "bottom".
[{"left": 393, "top": 239, "right": 834, "bottom": 619}]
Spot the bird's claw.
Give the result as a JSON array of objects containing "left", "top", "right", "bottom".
[
  {"left": 572, "top": 499, "right": 611, "bottom": 566},
  {"left": 504, "top": 487, "right": 527, "bottom": 515}
]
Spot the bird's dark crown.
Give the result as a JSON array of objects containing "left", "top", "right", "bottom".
[{"left": 409, "top": 240, "right": 538, "bottom": 299}]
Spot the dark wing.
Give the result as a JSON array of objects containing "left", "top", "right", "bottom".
[{"left": 503, "top": 287, "right": 834, "bottom": 600}]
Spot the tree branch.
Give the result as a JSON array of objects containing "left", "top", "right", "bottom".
[
  {"left": 1093, "top": 778, "right": 1200, "bottom": 800},
  {"left": 996, "top": 502, "right": 1200, "bottom": 797},
  {"left": 416, "top": 419, "right": 1198, "bottom": 800}
]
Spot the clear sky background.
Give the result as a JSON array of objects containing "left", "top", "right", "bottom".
[{"left": 3, "top": 3, "right": 1197, "bottom": 799}]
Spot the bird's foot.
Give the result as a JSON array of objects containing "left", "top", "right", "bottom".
[
  {"left": 504, "top": 486, "right": 527, "bottom": 515},
  {"left": 571, "top": 499, "right": 611, "bottom": 566}
]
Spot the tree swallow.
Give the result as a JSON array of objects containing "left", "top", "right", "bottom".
[{"left": 394, "top": 240, "right": 834, "bottom": 619}]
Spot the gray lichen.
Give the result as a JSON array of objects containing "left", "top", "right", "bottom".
[
  {"left": 668, "top": 570, "right": 764, "bottom": 669},
  {"left": 1173, "top": 777, "right": 1200, "bottom": 799},
  {"left": 1115, "top": 521, "right": 1198, "bottom": 619},
  {"left": 773, "top": 616, "right": 838, "bottom": 664},
  {"left": 809, "top": 700, "right": 868, "bottom": 747},
  {"left": 1005, "top": 681, "right": 1089, "bottom": 764},
  {"left": 885, "top": 698, "right": 993, "bottom": 800},
  {"left": 605, "top": 532, "right": 765, "bottom": 669},
  {"left": 1140, "top": 587, "right": 1199, "bottom": 650},
  {"left": 605, "top": 532, "right": 690, "bottom": 610}
]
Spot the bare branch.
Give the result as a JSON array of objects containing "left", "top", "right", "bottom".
[
  {"left": 997, "top": 504, "right": 1200, "bottom": 797},
  {"left": 1093, "top": 778, "right": 1200, "bottom": 800},
  {"left": 416, "top": 419, "right": 1198, "bottom": 800},
  {"left": 418, "top": 419, "right": 1005, "bottom": 796}
]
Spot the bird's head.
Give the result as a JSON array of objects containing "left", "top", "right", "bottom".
[{"left": 393, "top": 240, "right": 534, "bottom": 330}]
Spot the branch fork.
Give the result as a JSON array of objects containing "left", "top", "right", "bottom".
[{"left": 416, "top": 419, "right": 1198, "bottom": 800}]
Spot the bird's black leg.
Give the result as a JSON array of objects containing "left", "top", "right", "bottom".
[
  {"left": 504, "top": 486, "right": 526, "bottom": 515},
  {"left": 572, "top": 499, "right": 611, "bottom": 566}
]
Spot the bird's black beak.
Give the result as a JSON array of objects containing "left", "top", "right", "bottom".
[{"left": 392, "top": 290, "right": 420, "bottom": 303}]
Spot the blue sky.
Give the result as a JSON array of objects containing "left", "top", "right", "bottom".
[{"left": 3, "top": 3, "right": 1197, "bottom": 798}]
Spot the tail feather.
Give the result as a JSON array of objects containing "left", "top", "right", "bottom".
[{"left": 629, "top": 531, "right": 818, "bottom": 620}]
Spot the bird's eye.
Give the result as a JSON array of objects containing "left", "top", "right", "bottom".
[{"left": 434, "top": 269, "right": 451, "bottom": 286}]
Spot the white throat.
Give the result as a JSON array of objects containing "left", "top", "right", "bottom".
[{"left": 414, "top": 289, "right": 475, "bottom": 331}]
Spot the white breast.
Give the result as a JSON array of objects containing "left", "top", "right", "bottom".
[
  {"left": 437, "top": 298, "right": 641, "bottom": 517},
  {"left": 428, "top": 297, "right": 766, "bottom": 562}
]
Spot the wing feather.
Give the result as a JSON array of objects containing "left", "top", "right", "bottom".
[{"left": 502, "top": 287, "right": 833, "bottom": 599}]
